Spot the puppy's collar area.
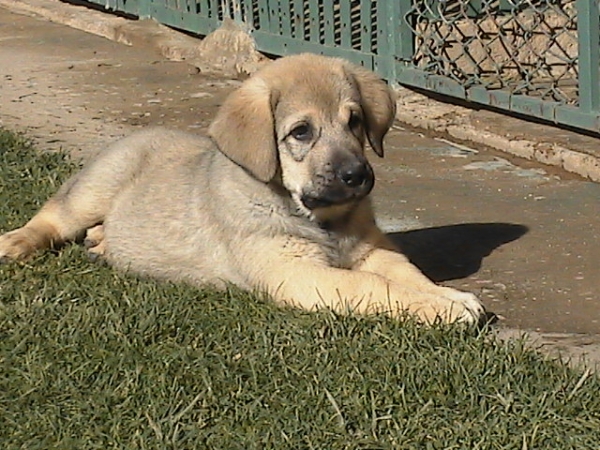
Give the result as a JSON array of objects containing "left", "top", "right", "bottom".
[
  {"left": 316, "top": 207, "right": 357, "bottom": 232},
  {"left": 287, "top": 191, "right": 353, "bottom": 229}
]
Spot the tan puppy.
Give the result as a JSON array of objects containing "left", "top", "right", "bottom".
[{"left": 0, "top": 54, "right": 484, "bottom": 324}]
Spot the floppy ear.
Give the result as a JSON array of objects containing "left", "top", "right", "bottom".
[
  {"left": 345, "top": 63, "right": 396, "bottom": 157},
  {"left": 208, "top": 79, "right": 279, "bottom": 182}
]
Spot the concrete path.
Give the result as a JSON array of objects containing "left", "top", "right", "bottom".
[{"left": 0, "top": 2, "right": 599, "bottom": 367}]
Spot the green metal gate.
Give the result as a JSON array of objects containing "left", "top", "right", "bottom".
[{"left": 84, "top": 1, "right": 600, "bottom": 134}]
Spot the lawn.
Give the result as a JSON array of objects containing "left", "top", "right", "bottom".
[{"left": 1, "top": 128, "right": 599, "bottom": 449}]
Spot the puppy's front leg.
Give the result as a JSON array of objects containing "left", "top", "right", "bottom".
[
  {"left": 352, "top": 229, "right": 485, "bottom": 323},
  {"left": 248, "top": 239, "right": 481, "bottom": 324}
]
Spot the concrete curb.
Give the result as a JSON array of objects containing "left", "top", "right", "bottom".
[
  {"left": 494, "top": 329, "right": 599, "bottom": 372},
  {"left": 0, "top": 0, "right": 132, "bottom": 43},
  {"left": 395, "top": 89, "right": 600, "bottom": 182},
  {"left": 0, "top": 0, "right": 266, "bottom": 77}
]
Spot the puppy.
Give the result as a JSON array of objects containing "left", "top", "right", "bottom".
[{"left": 0, "top": 53, "right": 485, "bottom": 324}]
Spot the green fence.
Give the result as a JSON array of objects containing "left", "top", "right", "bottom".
[{"left": 85, "top": 0, "right": 600, "bottom": 134}]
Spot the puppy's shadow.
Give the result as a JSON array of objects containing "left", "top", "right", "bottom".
[{"left": 387, "top": 223, "right": 528, "bottom": 282}]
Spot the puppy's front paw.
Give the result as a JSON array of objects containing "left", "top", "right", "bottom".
[
  {"left": 0, "top": 228, "right": 38, "bottom": 262},
  {"left": 432, "top": 287, "right": 485, "bottom": 324},
  {"left": 410, "top": 288, "right": 485, "bottom": 325}
]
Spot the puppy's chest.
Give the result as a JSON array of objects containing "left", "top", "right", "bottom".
[
  {"left": 250, "top": 196, "right": 366, "bottom": 268},
  {"left": 323, "top": 230, "right": 364, "bottom": 269},
  {"left": 280, "top": 228, "right": 361, "bottom": 269},
  {"left": 301, "top": 223, "right": 367, "bottom": 269}
]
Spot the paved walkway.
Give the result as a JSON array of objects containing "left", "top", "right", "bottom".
[{"left": 0, "top": 2, "right": 599, "bottom": 366}]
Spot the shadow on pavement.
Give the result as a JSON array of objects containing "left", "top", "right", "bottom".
[{"left": 388, "top": 223, "right": 528, "bottom": 282}]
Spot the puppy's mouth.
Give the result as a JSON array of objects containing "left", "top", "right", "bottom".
[{"left": 300, "top": 175, "right": 374, "bottom": 210}]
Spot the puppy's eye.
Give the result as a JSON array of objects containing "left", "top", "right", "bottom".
[
  {"left": 349, "top": 111, "right": 362, "bottom": 130},
  {"left": 290, "top": 124, "right": 313, "bottom": 142}
]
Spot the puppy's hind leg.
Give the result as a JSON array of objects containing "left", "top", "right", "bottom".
[
  {"left": 0, "top": 171, "right": 111, "bottom": 262},
  {"left": 0, "top": 131, "right": 157, "bottom": 262}
]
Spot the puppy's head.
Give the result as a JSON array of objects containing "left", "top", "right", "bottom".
[{"left": 209, "top": 53, "right": 396, "bottom": 218}]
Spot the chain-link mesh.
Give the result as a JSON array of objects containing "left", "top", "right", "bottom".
[{"left": 407, "top": 0, "right": 578, "bottom": 104}]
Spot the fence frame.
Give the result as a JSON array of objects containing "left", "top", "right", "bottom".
[{"left": 83, "top": 0, "right": 600, "bottom": 134}]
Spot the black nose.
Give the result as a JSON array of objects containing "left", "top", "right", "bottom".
[{"left": 338, "top": 161, "right": 371, "bottom": 187}]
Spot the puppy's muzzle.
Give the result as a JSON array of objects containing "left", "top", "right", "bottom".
[{"left": 301, "top": 159, "right": 375, "bottom": 210}]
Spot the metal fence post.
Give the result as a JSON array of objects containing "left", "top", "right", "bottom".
[
  {"left": 396, "top": 1, "right": 415, "bottom": 66},
  {"left": 377, "top": 1, "right": 399, "bottom": 80},
  {"left": 137, "top": 0, "right": 151, "bottom": 19},
  {"left": 576, "top": 0, "right": 600, "bottom": 114}
]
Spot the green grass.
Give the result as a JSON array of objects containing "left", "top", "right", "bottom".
[{"left": 1, "top": 128, "right": 599, "bottom": 449}]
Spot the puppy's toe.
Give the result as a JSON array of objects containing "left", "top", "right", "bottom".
[
  {"left": 84, "top": 225, "right": 107, "bottom": 263},
  {"left": 87, "top": 244, "right": 107, "bottom": 263},
  {"left": 84, "top": 225, "right": 105, "bottom": 249}
]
